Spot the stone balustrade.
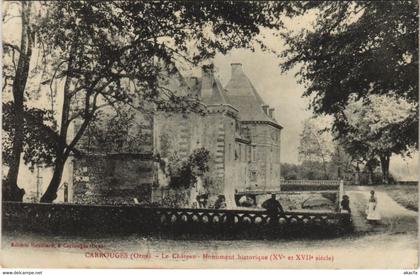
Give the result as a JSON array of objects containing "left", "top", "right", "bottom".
[{"left": 2, "top": 202, "right": 352, "bottom": 239}]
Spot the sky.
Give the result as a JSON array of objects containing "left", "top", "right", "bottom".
[
  {"left": 2, "top": 3, "right": 418, "bottom": 179},
  {"left": 210, "top": 49, "right": 418, "bottom": 177},
  {"left": 2, "top": 4, "right": 315, "bottom": 164},
  {"left": 200, "top": 15, "right": 318, "bottom": 164}
]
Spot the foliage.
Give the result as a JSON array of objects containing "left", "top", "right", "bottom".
[
  {"left": 280, "top": 163, "right": 300, "bottom": 180},
  {"left": 39, "top": 1, "right": 309, "bottom": 118},
  {"left": 281, "top": 161, "right": 329, "bottom": 180},
  {"left": 33, "top": 1, "right": 313, "bottom": 202},
  {"left": 341, "top": 94, "right": 417, "bottom": 157},
  {"left": 298, "top": 117, "right": 334, "bottom": 162},
  {"left": 281, "top": 1, "right": 419, "bottom": 169},
  {"left": 337, "top": 94, "right": 417, "bottom": 182},
  {"left": 2, "top": 102, "right": 57, "bottom": 170},
  {"left": 84, "top": 105, "right": 152, "bottom": 154},
  {"left": 166, "top": 148, "right": 210, "bottom": 189},
  {"left": 282, "top": 1, "right": 418, "bottom": 113},
  {"left": 281, "top": 160, "right": 387, "bottom": 183},
  {"left": 298, "top": 117, "right": 335, "bottom": 178}
]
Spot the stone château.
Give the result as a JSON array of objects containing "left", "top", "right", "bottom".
[{"left": 70, "top": 63, "right": 282, "bottom": 207}]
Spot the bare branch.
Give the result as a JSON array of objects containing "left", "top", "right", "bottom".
[{"left": 4, "top": 42, "right": 30, "bottom": 61}]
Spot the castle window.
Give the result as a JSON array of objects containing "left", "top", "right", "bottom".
[
  {"left": 250, "top": 171, "right": 257, "bottom": 182},
  {"left": 244, "top": 146, "right": 247, "bottom": 161},
  {"left": 239, "top": 144, "right": 242, "bottom": 161},
  {"left": 244, "top": 167, "right": 247, "bottom": 185}
]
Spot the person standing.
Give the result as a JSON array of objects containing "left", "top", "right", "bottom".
[{"left": 366, "top": 190, "right": 381, "bottom": 224}]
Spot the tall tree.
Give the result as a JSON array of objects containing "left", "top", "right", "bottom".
[
  {"left": 36, "top": 1, "right": 304, "bottom": 202},
  {"left": 339, "top": 94, "right": 417, "bottom": 184},
  {"left": 2, "top": 1, "right": 34, "bottom": 201},
  {"left": 328, "top": 145, "right": 350, "bottom": 179},
  {"left": 281, "top": 1, "right": 419, "bottom": 149},
  {"left": 298, "top": 117, "right": 334, "bottom": 179}
]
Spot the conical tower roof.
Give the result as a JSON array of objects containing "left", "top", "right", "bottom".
[{"left": 224, "top": 63, "right": 281, "bottom": 127}]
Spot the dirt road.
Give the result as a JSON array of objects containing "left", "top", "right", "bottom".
[{"left": 346, "top": 186, "right": 418, "bottom": 234}]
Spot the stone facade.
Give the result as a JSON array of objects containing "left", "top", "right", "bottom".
[
  {"left": 73, "top": 154, "right": 153, "bottom": 204},
  {"left": 72, "top": 63, "right": 282, "bottom": 206}
]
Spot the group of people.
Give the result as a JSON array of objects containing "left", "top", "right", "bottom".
[
  {"left": 193, "top": 194, "right": 227, "bottom": 209},
  {"left": 261, "top": 190, "right": 382, "bottom": 225},
  {"left": 193, "top": 193, "right": 284, "bottom": 212},
  {"left": 340, "top": 190, "right": 381, "bottom": 223},
  {"left": 194, "top": 190, "right": 381, "bottom": 225}
]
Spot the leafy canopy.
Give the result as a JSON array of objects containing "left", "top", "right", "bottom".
[{"left": 282, "top": 1, "right": 418, "bottom": 113}]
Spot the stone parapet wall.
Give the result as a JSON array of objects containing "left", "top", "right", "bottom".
[{"left": 2, "top": 202, "right": 351, "bottom": 238}]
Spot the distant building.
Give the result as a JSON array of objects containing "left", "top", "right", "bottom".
[{"left": 71, "top": 64, "right": 282, "bottom": 206}]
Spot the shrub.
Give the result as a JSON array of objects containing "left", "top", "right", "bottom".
[{"left": 166, "top": 148, "right": 210, "bottom": 189}]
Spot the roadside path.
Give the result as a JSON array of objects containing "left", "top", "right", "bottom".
[{"left": 346, "top": 186, "right": 417, "bottom": 234}]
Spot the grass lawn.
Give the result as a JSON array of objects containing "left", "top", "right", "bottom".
[{"left": 374, "top": 184, "right": 418, "bottom": 211}]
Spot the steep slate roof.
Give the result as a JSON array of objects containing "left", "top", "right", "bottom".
[
  {"left": 199, "top": 69, "right": 230, "bottom": 105},
  {"left": 161, "top": 64, "right": 230, "bottom": 105},
  {"left": 158, "top": 63, "right": 193, "bottom": 97},
  {"left": 224, "top": 63, "right": 280, "bottom": 126}
]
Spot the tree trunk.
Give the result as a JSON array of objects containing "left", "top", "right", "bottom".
[
  {"left": 40, "top": 64, "right": 74, "bottom": 203},
  {"left": 40, "top": 42, "right": 94, "bottom": 202},
  {"left": 380, "top": 153, "right": 391, "bottom": 185},
  {"left": 3, "top": 1, "right": 33, "bottom": 202},
  {"left": 354, "top": 163, "right": 360, "bottom": 185},
  {"left": 41, "top": 113, "right": 93, "bottom": 202},
  {"left": 366, "top": 162, "right": 373, "bottom": 185},
  {"left": 322, "top": 161, "right": 329, "bottom": 180},
  {"left": 368, "top": 171, "right": 373, "bottom": 185},
  {"left": 40, "top": 156, "right": 66, "bottom": 203},
  {"left": 320, "top": 154, "right": 328, "bottom": 180}
]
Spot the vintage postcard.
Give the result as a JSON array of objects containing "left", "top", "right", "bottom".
[{"left": 1, "top": 0, "right": 418, "bottom": 269}]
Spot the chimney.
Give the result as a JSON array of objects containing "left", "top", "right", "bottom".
[
  {"left": 186, "top": 76, "right": 198, "bottom": 86},
  {"left": 190, "top": 76, "right": 198, "bottom": 84},
  {"left": 201, "top": 65, "right": 215, "bottom": 99},
  {"left": 186, "top": 76, "right": 199, "bottom": 96},
  {"left": 201, "top": 64, "right": 214, "bottom": 80},
  {"left": 262, "top": 105, "right": 269, "bottom": 115},
  {"left": 202, "top": 65, "right": 214, "bottom": 83},
  {"left": 231, "top": 63, "right": 243, "bottom": 77},
  {"left": 202, "top": 64, "right": 214, "bottom": 75},
  {"left": 269, "top": 108, "right": 274, "bottom": 118}
]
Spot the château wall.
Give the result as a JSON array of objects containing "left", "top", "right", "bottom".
[
  {"left": 153, "top": 106, "right": 240, "bottom": 207},
  {"left": 73, "top": 155, "right": 154, "bottom": 205},
  {"left": 245, "top": 123, "right": 281, "bottom": 189}
]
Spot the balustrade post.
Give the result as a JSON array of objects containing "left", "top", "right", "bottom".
[{"left": 337, "top": 180, "right": 344, "bottom": 210}]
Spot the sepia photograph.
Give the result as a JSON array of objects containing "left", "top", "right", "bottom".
[{"left": 1, "top": 0, "right": 419, "bottom": 269}]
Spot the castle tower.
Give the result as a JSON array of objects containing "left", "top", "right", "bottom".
[
  {"left": 199, "top": 67, "right": 240, "bottom": 207},
  {"left": 224, "top": 63, "right": 282, "bottom": 190}
]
